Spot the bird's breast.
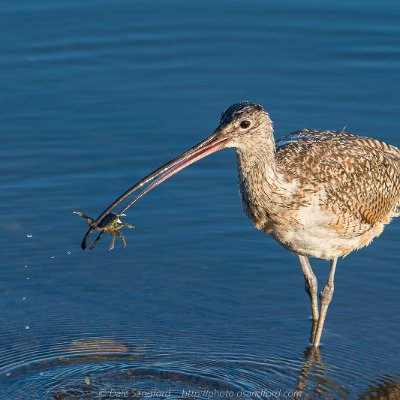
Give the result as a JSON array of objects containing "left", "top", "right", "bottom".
[{"left": 240, "top": 185, "right": 389, "bottom": 259}]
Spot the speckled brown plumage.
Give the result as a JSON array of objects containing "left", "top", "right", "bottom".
[
  {"left": 223, "top": 102, "right": 400, "bottom": 346},
  {"left": 277, "top": 130, "right": 399, "bottom": 234},
  {"left": 229, "top": 106, "right": 400, "bottom": 259},
  {"left": 82, "top": 101, "right": 399, "bottom": 346},
  {"left": 279, "top": 130, "right": 399, "bottom": 214}
]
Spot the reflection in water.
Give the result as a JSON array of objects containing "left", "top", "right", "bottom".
[
  {"left": 295, "top": 347, "right": 349, "bottom": 400},
  {"left": 357, "top": 375, "right": 400, "bottom": 400},
  {"left": 1, "top": 337, "right": 399, "bottom": 400},
  {"left": 295, "top": 347, "right": 400, "bottom": 400},
  {"left": 67, "top": 338, "right": 130, "bottom": 354}
]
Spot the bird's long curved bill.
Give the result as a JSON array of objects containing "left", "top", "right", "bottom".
[{"left": 81, "top": 130, "right": 227, "bottom": 249}]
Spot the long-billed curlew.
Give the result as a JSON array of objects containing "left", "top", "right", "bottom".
[{"left": 80, "top": 102, "right": 400, "bottom": 346}]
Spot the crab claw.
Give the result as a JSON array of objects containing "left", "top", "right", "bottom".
[
  {"left": 115, "top": 214, "right": 134, "bottom": 229},
  {"left": 73, "top": 211, "right": 96, "bottom": 228},
  {"left": 119, "top": 214, "right": 134, "bottom": 230}
]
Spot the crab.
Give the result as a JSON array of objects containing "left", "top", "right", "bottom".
[{"left": 74, "top": 211, "right": 133, "bottom": 250}]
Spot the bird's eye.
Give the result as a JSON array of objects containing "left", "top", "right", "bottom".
[{"left": 240, "top": 120, "right": 251, "bottom": 129}]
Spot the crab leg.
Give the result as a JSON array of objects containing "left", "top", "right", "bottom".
[
  {"left": 89, "top": 231, "right": 105, "bottom": 250},
  {"left": 115, "top": 230, "right": 127, "bottom": 248},
  {"left": 109, "top": 231, "right": 116, "bottom": 250}
]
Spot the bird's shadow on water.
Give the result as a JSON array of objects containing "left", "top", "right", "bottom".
[{"left": 293, "top": 346, "right": 400, "bottom": 400}]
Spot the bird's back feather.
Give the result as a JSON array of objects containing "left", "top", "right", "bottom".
[{"left": 275, "top": 129, "right": 400, "bottom": 234}]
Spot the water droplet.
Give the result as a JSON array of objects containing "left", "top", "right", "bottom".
[
  {"left": 26, "top": 277, "right": 30, "bottom": 280},
  {"left": 25, "top": 325, "right": 30, "bottom": 330},
  {"left": 26, "top": 234, "right": 32, "bottom": 238},
  {"left": 22, "top": 297, "right": 27, "bottom": 301},
  {"left": 24, "top": 265, "right": 28, "bottom": 268},
  {"left": 51, "top": 256, "right": 55, "bottom": 259}
]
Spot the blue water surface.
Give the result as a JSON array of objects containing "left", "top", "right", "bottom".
[{"left": 0, "top": 1, "right": 399, "bottom": 398}]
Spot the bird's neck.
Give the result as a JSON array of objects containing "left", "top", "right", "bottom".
[{"left": 235, "top": 135, "right": 282, "bottom": 211}]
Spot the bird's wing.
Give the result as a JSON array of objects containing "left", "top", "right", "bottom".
[{"left": 275, "top": 129, "right": 400, "bottom": 229}]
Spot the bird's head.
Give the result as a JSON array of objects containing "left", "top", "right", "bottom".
[
  {"left": 217, "top": 101, "right": 273, "bottom": 149},
  {"left": 81, "top": 101, "right": 273, "bottom": 249}
]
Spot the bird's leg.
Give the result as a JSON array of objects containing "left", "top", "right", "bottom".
[
  {"left": 89, "top": 231, "right": 105, "bottom": 250},
  {"left": 313, "top": 258, "right": 337, "bottom": 347},
  {"left": 299, "top": 255, "right": 319, "bottom": 343},
  {"left": 114, "top": 230, "right": 127, "bottom": 248},
  {"left": 109, "top": 232, "right": 116, "bottom": 251}
]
